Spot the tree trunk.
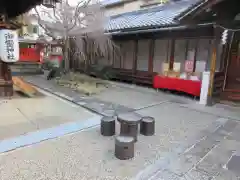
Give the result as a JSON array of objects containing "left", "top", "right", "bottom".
[{"left": 64, "top": 37, "right": 70, "bottom": 72}]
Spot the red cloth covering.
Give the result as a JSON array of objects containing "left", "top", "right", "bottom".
[
  {"left": 20, "top": 48, "right": 41, "bottom": 62},
  {"left": 153, "top": 75, "right": 202, "bottom": 97}
]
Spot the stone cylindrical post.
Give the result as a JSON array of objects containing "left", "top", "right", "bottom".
[
  {"left": 115, "top": 136, "right": 134, "bottom": 160},
  {"left": 100, "top": 116, "right": 115, "bottom": 136},
  {"left": 117, "top": 112, "right": 142, "bottom": 142},
  {"left": 140, "top": 116, "right": 155, "bottom": 136},
  {"left": 120, "top": 123, "right": 138, "bottom": 142}
]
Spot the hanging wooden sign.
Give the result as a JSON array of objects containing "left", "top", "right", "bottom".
[{"left": 0, "top": 29, "right": 19, "bottom": 63}]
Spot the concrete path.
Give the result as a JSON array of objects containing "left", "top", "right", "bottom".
[
  {"left": 0, "top": 88, "right": 99, "bottom": 141},
  {"left": 24, "top": 76, "right": 194, "bottom": 116},
  {"left": 180, "top": 102, "right": 240, "bottom": 121}
]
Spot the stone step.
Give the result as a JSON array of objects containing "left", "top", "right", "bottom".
[{"left": 10, "top": 63, "right": 43, "bottom": 76}]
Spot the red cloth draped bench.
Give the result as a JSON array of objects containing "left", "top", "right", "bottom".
[{"left": 153, "top": 75, "right": 202, "bottom": 97}]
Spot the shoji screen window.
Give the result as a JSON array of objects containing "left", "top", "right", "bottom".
[
  {"left": 153, "top": 39, "right": 170, "bottom": 74},
  {"left": 137, "top": 40, "right": 150, "bottom": 71},
  {"left": 174, "top": 39, "right": 187, "bottom": 72},
  {"left": 195, "top": 39, "right": 212, "bottom": 73},
  {"left": 122, "top": 41, "right": 134, "bottom": 70}
]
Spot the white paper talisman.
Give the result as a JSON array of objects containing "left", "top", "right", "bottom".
[{"left": 0, "top": 29, "right": 19, "bottom": 63}]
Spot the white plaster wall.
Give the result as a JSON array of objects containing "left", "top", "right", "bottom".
[{"left": 104, "top": 1, "right": 143, "bottom": 16}]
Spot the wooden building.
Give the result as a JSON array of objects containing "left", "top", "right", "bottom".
[
  {"left": 100, "top": 0, "right": 215, "bottom": 98},
  {"left": 91, "top": 0, "right": 240, "bottom": 104},
  {"left": 175, "top": 0, "right": 240, "bottom": 103}
]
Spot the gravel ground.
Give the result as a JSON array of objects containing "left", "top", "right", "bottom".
[{"left": 0, "top": 103, "right": 218, "bottom": 180}]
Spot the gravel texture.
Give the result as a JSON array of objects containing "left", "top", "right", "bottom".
[{"left": 0, "top": 103, "right": 218, "bottom": 180}]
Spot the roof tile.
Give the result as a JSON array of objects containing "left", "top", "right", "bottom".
[{"left": 105, "top": 0, "right": 202, "bottom": 32}]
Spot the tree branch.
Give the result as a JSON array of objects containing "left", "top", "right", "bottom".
[
  {"left": 34, "top": 7, "right": 57, "bottom": 39},
  {"left": 53, "top": 8, "right": 62, "bottom": 22},
  {"left": 67, "top": 0, "right": 91, "bottom": 31}
]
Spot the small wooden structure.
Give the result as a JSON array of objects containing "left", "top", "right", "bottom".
[
  {"left": 0, "top": 21, "right": 22, "bottom": 97},
  {"left": 10, "top": 38, "right": 46, "bottom": 76},
  {"left": 0, "top": 0, "right": 60, "bottom": 97},
  {"left": 18, "top": 38, "right": 45, "bottom": 63}
]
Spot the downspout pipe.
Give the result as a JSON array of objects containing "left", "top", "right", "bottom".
[{"left": 105, "top": 22, "right": 214, "bottom": 36}]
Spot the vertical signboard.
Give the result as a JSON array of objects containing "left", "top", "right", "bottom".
[{"left": 0, "top": 29, "right": 19, "bottom": 63}]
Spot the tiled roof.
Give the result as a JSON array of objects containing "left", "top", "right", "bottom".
[
  {"left": 105, "top": 0, "right": 202, "bottom": 32},
  {"left": 175, "top": 0, "right": 206, "bottom": 21}
]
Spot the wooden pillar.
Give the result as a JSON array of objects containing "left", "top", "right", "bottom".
[
  {"left": 208, "top": 46, "right": 217, "bottom": 98},
  {"left": 0, "top": 15, "right": 14, "bottom": 97},
  {"left": 184, "top": 39, "right": 189, "bottom": 61},
  {"left": 223, "top": 31, "right": 235, "bottom": 90},
  {"left": 193, "top": 39, "right": 199, "bottom": 72},
  {"left": 148, "top": 39, "right": 154, "bottom": 73},
  {"left": 133, "top": 39, "right": 138, "bottom": 74},
  {"left": 207, "top": 27, "right": 221, "bottom": 105},
  {"left": 120, "top": 42, "right": 124, "bottom": 69},
  {"left": 169, "top": 39, "right": 175, "bottom": 70}
]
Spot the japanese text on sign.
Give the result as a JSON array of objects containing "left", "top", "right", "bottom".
[
  {"left": 0, "top": 29, "right": 19, "bottom": 63},
  {"left": 5, "top": 33, "right": 15, "bottom": 60}
]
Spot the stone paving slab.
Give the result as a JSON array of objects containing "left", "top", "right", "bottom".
[
  {"left": 24, "top": 76, "right": 193, "bottom": 116},
  {"left": 180, "top": 103, "right": 240, "bottom": 121},
  {"left": 24, "top": 76, "right": 134, "bottom": 116},
  {"left": 193, "top": 139, "right": 240, "bottom": 180},
  {"left": 0, "top": 103, "right": 219, "bottom": 180},
  {"left": 92, "top": 86, "right": 171, "bottom": 109},
  {"left": 0, "top": 89, "right": 96, "bottom": 140},
  {"left": 166, "top": 120, "right": 238, "bottom": 177},
  {"left": 108, "top": 81, "right": 195, "bottom": 104},
  {"left": 145, "top": 119, "right": 240, "bottom": 180}
]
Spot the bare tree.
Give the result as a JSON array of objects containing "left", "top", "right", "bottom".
[{"left": 32, "top": 0, "right": 116, "bottom": 71}]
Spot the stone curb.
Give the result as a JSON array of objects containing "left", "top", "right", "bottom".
[
  {"left": 25, "top": 80, "right": 105, "bottom": 116},
  {"left": 25, "top": 80, "right": 136, "bottom": 117},
  {"left": 0, "top": 116, "right": 101, "bottom": 154}
]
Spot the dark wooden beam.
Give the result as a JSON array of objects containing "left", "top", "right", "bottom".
[
  {"left": 133, "top": 40, "right": 138, "bottom": 74},
  {"left": 148, "top": 39, "right": 154, "bottom": 73},
  {"left": 112, "top": 26, "right": 214, "bottom": 41},
  {"left": 169, "top": 39, "right": 175, "bottom": 70},
  {"left": 193, "top": 39, "right": 199, "bottom": 72}
]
